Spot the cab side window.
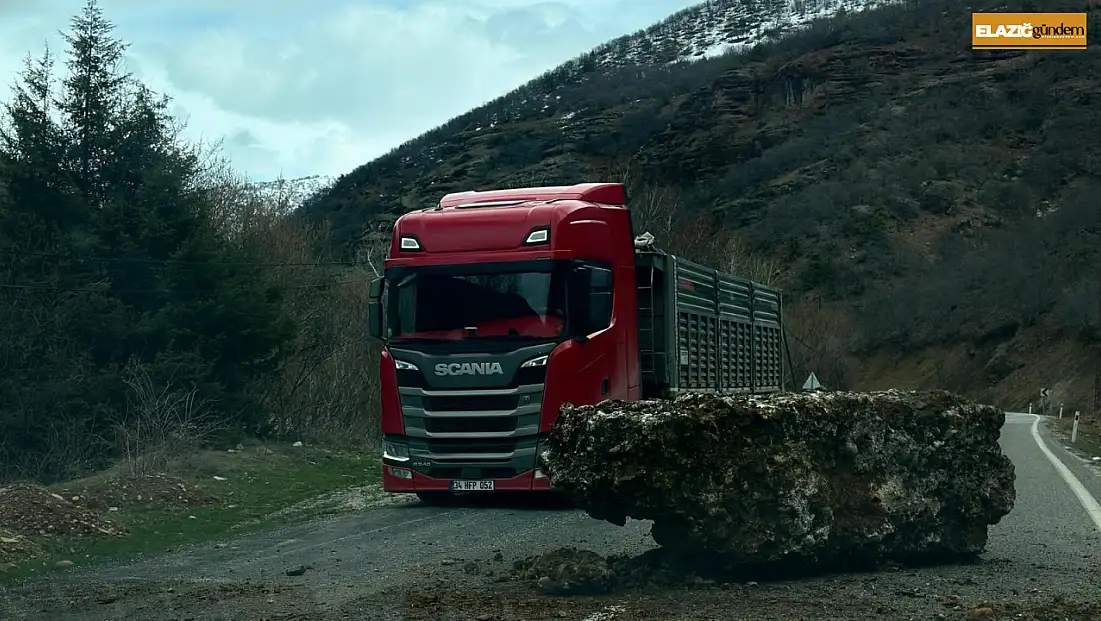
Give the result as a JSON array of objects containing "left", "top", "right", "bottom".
[{"left": 589, "top": 266, "right": 614, "bottom": 331}]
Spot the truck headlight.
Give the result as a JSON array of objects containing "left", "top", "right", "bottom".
[
  {"left": 520, "top": 355, "right": 548, "bottom": 368},
  {"left": 383, "top": 442, "right": 409, "bottom": 461},
  {"left": 393, "top": 359, "right": 418, "bottom": 371}
]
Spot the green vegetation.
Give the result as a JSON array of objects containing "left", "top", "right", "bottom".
[
  {"left": 0, "top": 1, "right": 384, "bottom": 485},
  {"left": 1053, "top": 416, "right": 1101, "bottom": 464},
  {"left": 300, "top": 0, "right": 1101, "bottom": 406},
  {"left": 1, "top": 443, "right": 382, "bottom": 581},
  {"left": 4, "top": 0, "right": 1100, "bottom": 500}
]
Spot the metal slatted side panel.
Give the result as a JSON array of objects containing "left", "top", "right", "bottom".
[
  {"left": 751, "top": 283, "right": 783, "bottom": 392},
  {"left": 674, "top": 258, "right": 719, "bottom": 391},
  {"left": 716, "top": 272, "right": 753, "bottom": 393}
]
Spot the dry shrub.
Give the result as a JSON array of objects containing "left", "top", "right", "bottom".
[
  {"left": 602, "top": 157, "right": 780, "bottom": 285},
  {"left": 198, "top": 156, "right": 386, "bottom": 446},
  {"left": 114, "top": 361, "right": 221, "bottom": 477}
]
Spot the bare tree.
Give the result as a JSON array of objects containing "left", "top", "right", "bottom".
[
  {"left": 114, "top": 361, "right": 220, "bottom": 477},
  {"left": 784, "top": 297, "right": 853, "bottom": 391}
]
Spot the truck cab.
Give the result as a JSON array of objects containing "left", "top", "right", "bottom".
[{"left": 367, "top": 183, "right": 641, "bottom": 498}]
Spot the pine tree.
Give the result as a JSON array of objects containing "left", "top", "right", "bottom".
[
  {"left": 0, "top": 0, "right": 298, "bottom": 480},
  {"left": 59, "top": 0, "right": 130, "bottom": 211}
]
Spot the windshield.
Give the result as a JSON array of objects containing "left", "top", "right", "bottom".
[{"left": 387, "top": 262, "right": 568, "bottom": 341}]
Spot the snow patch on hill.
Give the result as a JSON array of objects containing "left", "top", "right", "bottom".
[
  {"left": 590, "top": 0, "right": 899, "bottom": 67},
  {"left": 249, "top": 175, "right": 336, "bottom": 209}
]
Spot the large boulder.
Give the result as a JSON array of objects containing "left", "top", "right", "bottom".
[{"left": 541, "top": 390, "right": 1015, "bottom": 570}]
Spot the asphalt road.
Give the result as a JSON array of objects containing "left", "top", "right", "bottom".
[{"left": 3, "top": 412, "right": 1100, "bottom": 620}]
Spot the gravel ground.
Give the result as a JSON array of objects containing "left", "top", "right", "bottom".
[{"left": 2, "top": 412, "right": 1100, "bottom": 621}]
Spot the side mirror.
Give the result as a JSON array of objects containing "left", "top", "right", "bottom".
[
  {"left": 368, "top": 278, "right": 384, "bottom": 340},
  {"left": 368, "top": 303, "right": 383, "bottom": 340}
]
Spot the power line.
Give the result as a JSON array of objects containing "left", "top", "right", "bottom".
[
  {"left": 0, "top": 249, "right": 361, "bottom": 267},
  {"left": 0, "top": 279, "right": 362, "bottom": 294}
]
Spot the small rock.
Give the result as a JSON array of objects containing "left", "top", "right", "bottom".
[
  {"left": 293, "top": 441, "right": 303, "bottom": 447},
  {"left": 214, "top": 543, "right": 227, "bottom": 549},
  {"left": 285, "top": 565, "right": 309, "bottom": 576},
  {"left": 967, "top": 606, "right": 995, "bottom": 618},
  {"left": 55, "top": 560, "right": 74, "bottom": 567}
]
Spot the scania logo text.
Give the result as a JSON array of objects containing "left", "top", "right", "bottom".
[{"left": 435, "top": 362, "right": 504, "bottom": 376}]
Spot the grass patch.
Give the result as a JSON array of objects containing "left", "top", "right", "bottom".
[
  {"left": 1051, "top": 415, "right": 1101, "bottom": 463},
  {"left": 0, "top": 440, "right": 381, "bottom": 581}
]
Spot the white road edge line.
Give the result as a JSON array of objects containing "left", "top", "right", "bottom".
[{"left": 1028, "top": 413, "right": 1101, "bottom": 533}]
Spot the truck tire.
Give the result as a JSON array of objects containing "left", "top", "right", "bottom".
[{"left": 416, "top": 492, "right": 455, "bottom": 506}]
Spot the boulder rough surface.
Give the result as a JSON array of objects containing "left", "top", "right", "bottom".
[{"left": 541, "top": 390, "right": 1016, "bottom": 571}]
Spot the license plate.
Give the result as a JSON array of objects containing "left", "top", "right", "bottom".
[{"left": 450, "top": 480, "right": 494, "bottom": 491}]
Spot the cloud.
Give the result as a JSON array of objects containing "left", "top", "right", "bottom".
[{"left": 0, "top": 0, "right": 696, "bottom": 180}]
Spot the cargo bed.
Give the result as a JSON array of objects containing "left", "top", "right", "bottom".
[{"left": 634, "top": 249, "right": 784, "bottom": 398}]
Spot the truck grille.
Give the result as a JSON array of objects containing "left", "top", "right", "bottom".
[
  {"left": 424, "top": 437, "right": 522, "bottom": 455},
  {"left": 423, "top": 416, "right": 517, "bottom": 434},
  {"left": 423, "top": 393, "right": 518, "bottom": 412}
]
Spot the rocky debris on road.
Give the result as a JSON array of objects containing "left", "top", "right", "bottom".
[
  {"left": 967, "top": 597, "right": 1101, "bottom": 620},
  {"left": 463, "top": 547, "right": 740, "bottom": 595},
  {"left": 0, "top": 482, "right": 125, "bottom": 539},
  {"left": 56, "top": 473, "right": 219, "bottom": 511},
  {"left": 3, "top": 579, "right": 324, "bottom": 620},
  {"left": 403, "top": 583, "right": 609, "bottom": 621},
  {"left": 542, "top": 389, "right": 1016, "bottom": 573},
  {"left": 0, "top": 527, "right": 43, "bottom": 571},
  {"left": 512, "top": 548, "right": 614, "bottom": 595}
]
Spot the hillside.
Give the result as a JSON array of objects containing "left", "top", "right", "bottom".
[
  {"left": 299, "top": 0, "right": 898, "bottom": 240},
  {"left": 301, "top": 0, "right": 1101, "bottom": 411}
]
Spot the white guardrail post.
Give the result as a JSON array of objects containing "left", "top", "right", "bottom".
[{"left": 1072, "top": 411, "right": 1080, "bottom": 444}]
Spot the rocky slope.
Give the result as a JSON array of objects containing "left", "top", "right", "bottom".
[{"left": 299, "top": 0, "right": 1101, "bottom": 410}]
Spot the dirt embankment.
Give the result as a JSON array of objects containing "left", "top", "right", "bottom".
[{"left": 0, "top": 475, "right": 210, "bottom": 572}]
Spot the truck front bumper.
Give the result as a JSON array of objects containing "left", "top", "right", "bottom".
[{"left": 382, "top": 463, "right": 552, "bottom": 492}]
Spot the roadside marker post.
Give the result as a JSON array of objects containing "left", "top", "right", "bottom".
[
  {"left": 1029, "top": 403, "right": 1033, "bottom": 415},
  {"left": 1059, "top": 404, "right": 1064, "bottom": 419},
  {"left": 1072, "top": 411, "right": 1080, "bottom": 444}
]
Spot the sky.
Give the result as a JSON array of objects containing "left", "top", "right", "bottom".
[{"left": 0, "top": 0, "right": 699, "bottom": 181}]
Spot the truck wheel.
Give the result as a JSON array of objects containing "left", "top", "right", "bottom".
[{"left": 416, "top": 492, "right": 455, "bottom": 506}]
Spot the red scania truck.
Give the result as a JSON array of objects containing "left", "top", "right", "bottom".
[{"left": 366, "top": 182, "right": 785, "bottom": 503}]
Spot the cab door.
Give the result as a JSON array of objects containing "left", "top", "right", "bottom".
[{"left": 541, "top": 263, "right": 624, "bottom": 433}]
